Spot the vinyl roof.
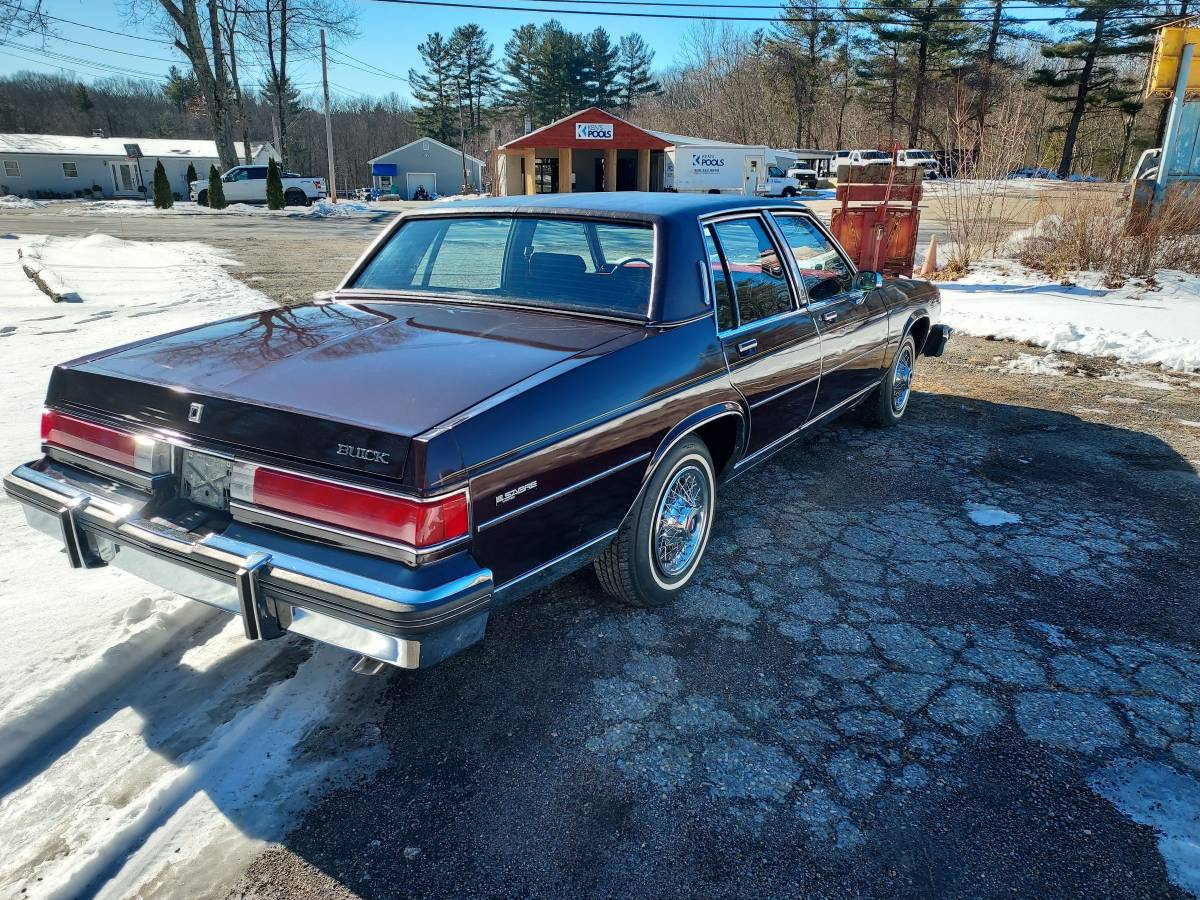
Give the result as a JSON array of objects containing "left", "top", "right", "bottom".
[{"left": 410, "top": 191, "right": 810, "bottom": 223}]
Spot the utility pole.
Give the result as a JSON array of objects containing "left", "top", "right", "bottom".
[{"left": 320, "top": 29, "right": 337, "bottom": 202}]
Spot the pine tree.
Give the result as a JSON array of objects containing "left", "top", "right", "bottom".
[
  {"left": 206, "top": 164, "right": 227, "bottom": 209},
  {"left": 771, "top": 0, "right": 838, "bottom": 147},
  {"left": 501, "top": 24, "right": 541, "bottom": 124},
  {"left": 449, "top": 24, "right": 498, "bottom": 148},
  {"left": 266, "top": 158, "right": 284, "bottom": 209},
  {"left": 186, "top": 162, "right": 197, "bottom": 187},
  {"left": 584, "top": 28, "right": 620, "bottom": 108},
  {"left": 1029, "top": 0, "right": 1152, "bottom": 178},
  {"left": 852, "top": 0, "right": 978, "bottom": 146},
  {"left": 616, "top": 34, "right": 659, "bottom": 113},
  {"left": 152, "top": 159, "right": 173, "bottom": 209},
  {"left": 410, "top": 32, "right": 457, "bottom": 144},
  {"left": 529, "top": 21, "right": 587, "bottom": 122}
]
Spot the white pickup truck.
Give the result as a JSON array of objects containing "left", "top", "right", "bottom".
[
  {"left": 897, "top": 149, "right": 940, "bottom": 179},
  {"left": 190, "top": 165, "right": 327, "bottom": 207}
]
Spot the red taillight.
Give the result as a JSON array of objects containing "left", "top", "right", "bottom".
[
  {"left": 41, "top": 409, "right": 170, "bottom": 474},
  {"left": 232, "top": 463, "right": 468, "bottom": 549}
]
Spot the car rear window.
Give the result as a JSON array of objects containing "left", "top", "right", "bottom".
[{"left": 351, "top": 215, "right": 656, "bottom": 318}]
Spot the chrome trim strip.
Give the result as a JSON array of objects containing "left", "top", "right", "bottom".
[
  {"left": 733, "top": 380, "right": 881, "bottom": 472},
  {"left": 820, "top": 343, "right": 886, "bottom": 378},
  {"left": 477, "top": 451, "right": 651, "bottom": 532},
  {"left": 230, "top": 500, "right": 469, "bottom": 566},
  {"left": 44, "top": 445, "right": 164, "bottom": 492},
  {"left": 492, "top": 527, "right": 618, "bottom": 605},
  {"left": 748, "top": 372, "right": 820, "bottom": 410}
]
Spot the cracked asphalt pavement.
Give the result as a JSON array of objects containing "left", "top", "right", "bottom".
[{"left": 230, "top": 334, "right": 1200, "bottom": 900}]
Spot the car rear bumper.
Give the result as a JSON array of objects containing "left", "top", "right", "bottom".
[{"left": 4, "top": 458, "right": 493, "bottom": 670}]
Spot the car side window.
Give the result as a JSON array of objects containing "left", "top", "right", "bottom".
[
  {"left": 708, "top": 217, "right": 794, "bottom": 326},
  {"left": 771, "top": 214, "right": 854, "bottom": 303},
  {"left": 248, "top": 167, "right": 268, "bottom": 180},
  {"left": 702, "top": 226, "right": 735, "bottom": 332}
]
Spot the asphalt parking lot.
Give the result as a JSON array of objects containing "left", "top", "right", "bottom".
[
  {"left": 227, "top": 333, "right": 1199, "bottom": 899},
  {"left": 1, "top": 207, "right": 1196, "bottom": 898}
]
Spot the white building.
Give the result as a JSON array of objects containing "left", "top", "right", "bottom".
[{"left": 0, "top": 133, "right": 278, "bottom": 200}]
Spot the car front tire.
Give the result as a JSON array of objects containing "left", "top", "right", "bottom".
[
  {"left": 594, "top": 436, "right": 716, "bottom": 607},
  {"left": 196, "top": 190, "right": 208, "bottom": 207},
  {"left": 782, "top": 187, "right": 798, "bottom": 198},
  {"left": 863, "top": 334, "right": 917, "bottom": 427}
]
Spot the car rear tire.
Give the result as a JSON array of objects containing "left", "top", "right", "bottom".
[
  {"left": 284, "top": 189, "right": 307, "bottom": 207},
  {"left": 863, "top": 334, "right": 916, "bottom": 427},
  {"left": 196, "top": 190, "right": 208, "bottom": 207},
  {"left": 782, "top": 187, "right": 798, "bottom": 198},
  {"left": 594, "top": 437, "right": 716, "bottom": 607}
]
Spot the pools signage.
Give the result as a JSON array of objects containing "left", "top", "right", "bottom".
[
  {"left": 691, "top": 153, "right": 727, "bottom": 173},
  {"left": 575, "top": 122, "right": 614, "bottom": 141}
]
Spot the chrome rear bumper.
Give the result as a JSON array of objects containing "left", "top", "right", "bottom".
[{"left": 4, "top": 459, "right": 493, "bottom": 669}]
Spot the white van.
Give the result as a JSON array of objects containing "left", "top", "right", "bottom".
[
  {"left": 897, "top": 149, "right": 940, "bottom": 179},
  {"left": 664, "top": 145, "right": 769, "bottom": 195}
]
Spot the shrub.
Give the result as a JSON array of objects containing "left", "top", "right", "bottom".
[
  {"left": 152, "top": 160, "right": 173, "bottom": 209},
  {"left": 266, "top": 158, "right": 284, "bottom": 210},
  {"left": 186, "top": 162, "right": 197, "bottom": 186},
  {"left": 206, "top": 164, "right": 226, "bottom": 209},
  {"left": 1015, "top": 191, "right": 1200, "bottom": 281}
]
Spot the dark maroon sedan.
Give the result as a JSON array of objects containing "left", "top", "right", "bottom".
[{"left": 4, "top": 193, "right": 947, "bottom": 672}]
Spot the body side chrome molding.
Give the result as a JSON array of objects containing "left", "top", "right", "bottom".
[
  {"left": 477, "top": 451, "right": 651, "bottom": 533},
  {"left": 748, "top": 372, "right": 821, "bottom": 410},
  {"left": 732, "top": 379, "right": 882, "bottom": 473}
]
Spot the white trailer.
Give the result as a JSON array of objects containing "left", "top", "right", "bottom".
[{"left": 663, "top": 143, "right": 769, "bottom": 195}]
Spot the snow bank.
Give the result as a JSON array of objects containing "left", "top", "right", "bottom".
[
  {"left": 80, "top": 199, "right": 384, "bottom": 218},
  {"left": 0, "top": 234, "right": 387, "bottom": 899},
  {"left": 300, "top": 198, "right": 373, "bottom": 217},
  {"left": 939, "top": 259, "right": 1200, "bottom": 372},
  {"left": 0, "top": 195, "right": 45, "bottom": 209}
]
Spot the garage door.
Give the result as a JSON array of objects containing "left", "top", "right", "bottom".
[{"left": 406, "top": 172, "right": 436, "bottom": 199}]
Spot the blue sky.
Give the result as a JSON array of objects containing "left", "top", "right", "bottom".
[{"left": 0, "top": 0, "right": 702, "bottom": 105}]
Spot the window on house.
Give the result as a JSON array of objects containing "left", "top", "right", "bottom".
[
  {"left": 4, "top": 160, "right": 20, "bottom": 177},
  {"left": 62, "top": 162, "right": 78, "bottom": 178}
]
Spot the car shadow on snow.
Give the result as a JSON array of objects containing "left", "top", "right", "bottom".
[{"left": 5, "top": 394, "right": 1197, "bottom": 898}]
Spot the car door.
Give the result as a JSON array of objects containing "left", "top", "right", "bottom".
[
  {"left": 222, "top": 166, "right": 249, "bottom": 202},
  {"left": 769, "top": 212, "right": 889, "bottom": 417},
  {"left": 703, "top": 215, "right": 821, "bottom": 457}
]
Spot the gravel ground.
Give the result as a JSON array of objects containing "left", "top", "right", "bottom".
[
  {"left": 228, "top": 335, "right": 1200, "bottom": 900},
  {"left": 2, "top": 206, "right": 1194, "bottom": 898}
]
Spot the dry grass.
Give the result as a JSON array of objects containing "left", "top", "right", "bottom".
[{"left": 1014, "top": 191, "right": 1200, "bottom": 282}]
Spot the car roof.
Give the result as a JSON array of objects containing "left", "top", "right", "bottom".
[{"left": 412, "top": 191, "right": 811, "bottom": 225}]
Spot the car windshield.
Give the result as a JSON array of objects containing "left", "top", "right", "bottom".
[
  {"left": 906, "top": 151, "right": 931, "bottom": 159},
  {"left": 860, "top": 151, "right": 890, "bottom": 160},
  {"left": 351, "top": 215, "right": 655, "bottom": 318}
]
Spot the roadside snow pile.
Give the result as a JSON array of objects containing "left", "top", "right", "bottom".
[
  {"left": 300, "top": 198, "right": 372, "bottom": 217},
  {"left": 939, "top": 259, "right": 1200, "bottom": 372},
  {"left": 0, "top": 234, "right": 388, "bottom": 899},
  {"left": 434, "top": 192, "right": 490, "bottom": 202},
  {"left": 0, "top": 195, "right": 45, "bottom": 209},
  {"left": 11, "top": 233, "right": 258, "bottom": 308}
]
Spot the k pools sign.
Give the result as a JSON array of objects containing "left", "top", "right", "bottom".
[{"left": 575, "top": 122, "right": 614, "bottom": 141}]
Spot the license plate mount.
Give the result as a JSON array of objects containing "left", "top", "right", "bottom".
[{"left": 180, "top": 450, "right": 233, "bottom": 510}]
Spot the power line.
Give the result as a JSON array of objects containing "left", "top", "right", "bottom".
[
  {"left": 359, "top": 0, "right": 1178, "bottom": 22},
  {"left": 326, "top": 45, "right": 409, "bottom": 82}
]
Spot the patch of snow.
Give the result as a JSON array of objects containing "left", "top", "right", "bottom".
[
  {"left": 0, "top": 234, "right": 386, "bottom": 899},
  {"left": 1179, "top": 420, "right": 1200, "bottom": 428},
  {"left": 964, "top": 503, "right": 1023, "bottom": 527},
  {"left": 79, "top": 199, "right": 385, "bottom": 219},
  {"left": 299, "top": 198, "right": 373, "bottom": 217},
  {"left": 1103, "top": 396, "right": 1143, "bottom": 406},
  {"left": 1027, "top": 620, "right": 1073, "bottom": 648},
  {"left": 0, "top": 195, "right": 45, "bottom": 209},
  {"left": 1003, "top": 352, "right": 1069, "bottom": 376},
  {"left": 939, "top": 259, "right": 1200, "bottom": 372},
  {"left": 434, "top": 192, "right": 491, "bottom": 203},
  {"left": 1091, "top": 759, "right": 1200, "bottom": 897}
]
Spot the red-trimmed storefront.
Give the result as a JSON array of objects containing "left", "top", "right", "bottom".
[{"left": 496, "top": 107, "right": 670, "bottom": 195}]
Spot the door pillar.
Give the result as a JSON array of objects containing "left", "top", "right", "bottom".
[
  {"left": 637, "top": 148, "right": 651, "bottom": 191},
  {"left": 523, "top": 148, "right": 536, "bottom": 196},
  {"left": 604, "top": 148, "right": 618, "bottom": 191},
  {"left": 558, "top": 146, "right": 573, "bottom": 193}
]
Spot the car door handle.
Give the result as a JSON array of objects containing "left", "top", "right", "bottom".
[
  {"left": 821, "top": 311, "right": 838, "bottom": 323},
  {"left": 737, "top": 339, "right": 758, "bottom": 355}
]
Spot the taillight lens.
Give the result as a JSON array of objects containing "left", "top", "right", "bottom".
[
  {"left": 231, "top": 462, "right": 468, "bottom": 548},
  {"left": 41, "top": 409, "right": 171, "bottom": 474}
]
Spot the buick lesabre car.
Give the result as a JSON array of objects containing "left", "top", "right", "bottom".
[{"left": 4, "top": 194, "right": 948, "bottom": 673}]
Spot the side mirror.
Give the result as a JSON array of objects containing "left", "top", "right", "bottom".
[{"left": 857, "top": 270, "right": 884, "bottom": 291}]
